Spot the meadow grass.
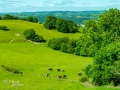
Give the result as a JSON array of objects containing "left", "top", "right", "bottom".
[
  {"left": 0, "top": 20, "right": 82, "bottom": 41},
  {"left": 0, "top": 20, "right": 119, "bottom": 90},
  {"left": 0, "top": 42, "right": 119, "bottom": 90}
]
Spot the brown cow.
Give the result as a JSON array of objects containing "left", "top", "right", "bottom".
[
  {"left": 58, "top": 76, "right": 62, "bottom": 79},
  {"left": 78, "top": 72, "right": 82, "bottom": 76}
]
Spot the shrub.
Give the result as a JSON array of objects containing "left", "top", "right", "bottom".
[
  {"left": 80, "top": 77, "right": 88, "bottom": 82},
  {"left": 23, "top": 29, "right": 45, "bottom": 42},
  {"left": 23, "top": 29, "right": 36, "bottom": 40},
  {"left": 0, "top": 25, "right": 9, "bottom": 31},
  {"left": 67, "top": 39, "right": 76, "bottom": 53},
  {"left": 60, "top": 43, "right": 68, "bottom": 52},
  {"left": 44, "top": 16, "right": 57, "bottom": 29},
  {"left": 48, "top": 38, "right": 62, "bottom": 50},
  {"left": 27, "top": 16, "right": 38, "bottom": 23}
]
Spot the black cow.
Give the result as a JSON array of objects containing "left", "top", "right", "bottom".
[
  {"left": 57, "top": 69, "right": 60, "bottom": 72},
  {"left": 62, "top": 75, "right": 67, "bottom": 79},
  {"left": 45, "top": 74, "right": 50, "bottom": 77},
  {"left": 48, "top": 68, "right": 53, "bottom": 71}
]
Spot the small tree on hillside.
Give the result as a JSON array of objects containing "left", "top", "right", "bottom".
[
  {"left": 44, "top": 16, "right": 57, "bottom": 29},
  {"left": 0, "top": 25, "right": 9, "bottom": 31},
  {"left": 27, "top": 16, "right": 38, "bottom": 23},
  {"left": 23, "top": 29, "right": 45, "bottom": 42},
  {"left": 23, "top": 29, "right": 36, "bottom": 40}
]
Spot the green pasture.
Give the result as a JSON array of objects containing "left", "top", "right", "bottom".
[
  {"left": 0, "top": 42, "right": 119, "bottom": 90},
  {"left": 0, "top": 20, "right": 119, "bottom": 90},
  {"left": 0, "top": 20, "right": 82, "bottom": 41}
]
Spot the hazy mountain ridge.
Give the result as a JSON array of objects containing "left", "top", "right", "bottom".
[{"left": 0, "top": 11, "right": 104, "bottom": 24}]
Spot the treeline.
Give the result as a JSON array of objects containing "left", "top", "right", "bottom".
[
  {"left": 0, "top": 14, "right": 38, "bottom": 23},
  {"left": 44, "top": 16, "right": 78, "bottom": 33},
  {"left": 48, "top": 37, "right": 76, "bottom": 54},
  {"left": 48, "top": 8, "right": 120, "bottom": 86}
]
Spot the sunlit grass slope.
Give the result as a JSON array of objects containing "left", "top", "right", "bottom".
[
  {"left": 0, "top": 42, "right": 92, "bottom": 89},
  {"left": 0, "top": 20, "right": 119, "bottom": 90},
  {"left": 0, "top": 42, "right": 119, "bottom": 90},
  {"left": 0, "top": 20, "right": 82, "bottom": 41}
]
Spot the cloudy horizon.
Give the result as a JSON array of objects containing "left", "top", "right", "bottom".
[{"left": 0, "top": 0, "right": 120, "bottom": 12}]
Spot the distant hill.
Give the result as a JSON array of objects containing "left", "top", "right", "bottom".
[{"left": 0, "top": 11, "right": 104, "bottom": 24}]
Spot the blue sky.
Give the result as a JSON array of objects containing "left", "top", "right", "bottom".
[{"left": 0, "top": 0, "right": 120, "bottom": 12}]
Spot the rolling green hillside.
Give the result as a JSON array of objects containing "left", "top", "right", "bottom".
[
  {"left": 0, "top": 20, "right": 82, "bottom": 41},
  {"left": 0, "top": 20, "right": 119, "bottom": 90}
]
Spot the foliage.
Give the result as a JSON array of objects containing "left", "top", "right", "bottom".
[
  {"left": 48, "top": 38, "right": 62, "bottom": 50},
  {"left": 67, "top": 20, "right": 78, "bottom": 33},
  {"left": 23, "top": 29, "right": 45, "bottom": 42},
  {"left": 75, "top": 35, "right": 96, "bottom": 57},
  {"left": 75, "top": 8, "right": 120, "bottom": 86},
  {"left": 2, "top": 14, "right": 19, "bottom": 20},
  {"left": 48, "top": 37, "right": 77, "bottom": 54},
  {"left": 1, "top": 14, "right": 39, "bottom": 23},
  {"left": 66, "top": 39, "right": 77, "bottom": 53},
  {"left": 80, "top": 76, "right": 88, "bottom": 82},
  {"left": 44, "top": 16, "right": 78, "bottom": 33},
  {"left": 23, "top": 29, "right": 36, "bottom": 40},
  {"left": 60, "top": 43, "right": 68, "bottom": 52},
  {"left": 85, "top": 41, "right": 120, "bottom": 86},
  {"left": 0, "top": 25, "right": 9, "bottom": 31},
  {"left": 98, "top": 8, "right": 120, "bottom": 38},
  {"left": 44, "top": 16, "right": 57, "bottom": 29},
  {"left": 27, "top": 16, "right": 38, "bottom": 23}
]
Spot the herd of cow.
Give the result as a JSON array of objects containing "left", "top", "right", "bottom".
[
  {"left": 1, "top": 65, "right": 82, "bottom": 81},
  {"left": 45, "top": 68, "right": 82, "bottom": 79}
]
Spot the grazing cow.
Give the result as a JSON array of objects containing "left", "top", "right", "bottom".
[
  {"left": 45, "top": 74, "right": 50, "bottom": 77},
  {"left": 78, "top": 72, "right": 82, "bottom": 76},
  {"left": 57, "top": 69, "right": 60, "bottom": 72},
  {"left": 62, "top": 69, "right": 65, "bottom": 72},
  {"left": 14, "top": 70, "right": 21, "bottom": 74},
  {"left": 58, "top": 76, "right": 62, "bottom": 79},
  {"left": 62, "top": 75, "right": 67, "bottom": 79},
  {"left": 48, "top": 68, "right": 53, "bottom": 71},
  {"left": 19, "top": 71, "right": 23, "bottom": 74}
]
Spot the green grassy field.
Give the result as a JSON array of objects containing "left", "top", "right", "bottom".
[
  {"left": 0, "top": 20, "right": 119, "bottom": 90},
  {"left": 0, "top": 20, "right": 82, "bottom": 41}
]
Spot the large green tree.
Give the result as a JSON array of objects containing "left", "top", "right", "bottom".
[
  {"left": 98, "top": 8, "right": 120, "bottom": 38},
  {"left": 83, "top": 8, "right": 120, "bottom": 86},
  {"left": 44, "top": 16, "right": 57, "bottom": 29}
]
